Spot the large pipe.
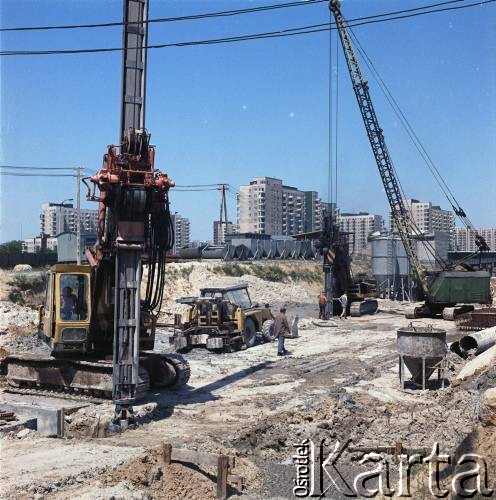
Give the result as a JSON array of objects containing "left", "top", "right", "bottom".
[{"left": 459, "top": 327, "right": 496, "bottom": 355}]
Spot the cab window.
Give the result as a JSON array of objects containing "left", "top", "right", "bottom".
[
  {"left": 59, "top": 274, "right": 88, "bottom": 321},
  {"left": 225, "top": 289, "right": 251, "bottom": 309}
]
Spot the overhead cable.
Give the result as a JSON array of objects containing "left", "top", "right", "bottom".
[
  {"left": 2, "top": 0, "right": 494, "bottom": 57},
  {"left": 0, "top": 0, "right": 326, "bottom": 32},
  {"left": 0, "top": 165, "right": 86, "bottom": 170}
]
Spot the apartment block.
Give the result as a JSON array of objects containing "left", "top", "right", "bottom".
[
  {"left": 40, "top": 202, "right": 98, "bottom": 237},
  {"left": 22, "top": 236, "right": 58, "bottom": 254},
  {"left": 213, "top": 221, "right": 238, "bottom": 245},
  {"left": 390, "top": 199, "right": 455, "bottom": 236},
  {"left": 237, "top": 177, "right": 330, "bottom": 237},
  {"left": 338, "top": 212, "right": 384, "bottom": 255},
  {"left": 455, "top": 227, "right": 496, "bottom": 252},
  {"left": 171, "top": 213, "right": 191, "bottom": 254}
]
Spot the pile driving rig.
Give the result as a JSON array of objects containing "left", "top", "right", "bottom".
[
  {"left": 318, "top": 210, "right": 378, "bottom": 318},
  {"left": 2, "top": 0, "right": 190, "bottom": 427},
  {"left": 329, "top": 0, "right": 491, "bottom": 319}
]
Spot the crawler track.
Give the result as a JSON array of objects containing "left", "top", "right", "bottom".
[{"left": 3, "top": 353, "right": 190, "bottom": 401}]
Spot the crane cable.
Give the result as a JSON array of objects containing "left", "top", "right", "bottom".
[
  {"left": 348, "top": 27, "right": 475, "bottom": 230},
  {"left": 334, "top": 28, "right": 339, "bottom": 208},
  {"left": 327, "top": 24, "right": 333, "bottom": 206},
  {"left": 343, "top": 28, "right": 465, "bottom": 267}
]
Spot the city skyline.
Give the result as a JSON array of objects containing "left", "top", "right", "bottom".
[
  {"left": 1, "top": 0, "right": 494, "bottom": 243},
  {"left": 13, "top": 179, "right": 475, "bottom": 247}
]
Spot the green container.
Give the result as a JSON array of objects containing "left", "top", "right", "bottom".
[{"left": 427, "top": 270, "right": 491, "bottom": 305}]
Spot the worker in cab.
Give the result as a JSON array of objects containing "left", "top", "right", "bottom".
[
  {"left": 339, "top": 291, "right": 348, "bottom": 319},
  {"left": 61, "top": 286, "right": 78, "bottom": 320},
  {"left": 274, "top": 306, "right": 291, "bottom": 356},
  {"left": 318, "top": 292, "right": 328, "bottom": 319}
]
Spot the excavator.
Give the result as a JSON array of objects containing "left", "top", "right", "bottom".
[
  {"left": 329, "top": 0, "right": 491, "bottom": 319},
  {"left": 1, "top": 0, "right": 190, "bottom": 427}
]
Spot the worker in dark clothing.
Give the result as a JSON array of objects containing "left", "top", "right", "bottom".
[
  {"left": 318, "top": 292, "right": 328, "bottom": 319},
  {"left": 274, "top": 306, "right": 291, "bottom": 356}
]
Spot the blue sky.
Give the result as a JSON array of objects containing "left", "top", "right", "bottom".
[{"left": 1, "top": 0, "right": 495, "bottom": 242}]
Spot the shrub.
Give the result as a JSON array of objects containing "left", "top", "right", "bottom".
[{"left": 213, "top": 263, "right": 247, "bottom": 277}]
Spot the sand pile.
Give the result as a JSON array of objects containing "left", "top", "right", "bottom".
[
  {"left": 56, "top": 446, "right": 260, "bottom": 500},
  {"left": 144, "top": 261, "right": 321, "bottom": 320}
]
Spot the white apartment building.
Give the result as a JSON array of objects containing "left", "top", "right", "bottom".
[
  {"left": 40, "top": 202, "right": 98, "bottom": 237},
  {"left": 338, "top": 212, "right": 384, "bottom": 255},
  {"left": 213, "top": 221, "right": 237, "bottom": 245},
  {"left": 238, "top": 177, "right": 283, "bottom": 235},
  {"left": 390, "top": 199, "right": 455, "bottom": 236},
  {"left": 21, "top": 236, "right": 58, "bottom": 254},
  {"left": 455, "top": 227, "right": 496, "bottom": 252},
  {"left": 171, "top": 213, "right": 191, "bottom": 254},
  {"left": 237, "top": 177, "right": 329, "bottom": 236}
]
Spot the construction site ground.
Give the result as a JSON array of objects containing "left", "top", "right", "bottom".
[{"left": 0, "top": 263, "right": 495, "bottom": 499}]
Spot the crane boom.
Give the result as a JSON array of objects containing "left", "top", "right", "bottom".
[{"left": 329, "top": 0, "right": 429, "bottom": 295}]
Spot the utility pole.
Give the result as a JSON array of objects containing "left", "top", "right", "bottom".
[
  {"left": 76, "top": 166, "right": 81, "bottom": 264},
  {"left": 218, "top": 184, "right": 229, "bottom": 244}
]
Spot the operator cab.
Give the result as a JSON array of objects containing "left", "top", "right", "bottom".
[
  {"left": 200, "top": 284, "right": 252, "bottom": 310},
  {"left": 39, "top": 264, "right": 92, "bottom": 353}
]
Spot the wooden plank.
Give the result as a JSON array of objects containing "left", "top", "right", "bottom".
[
  {"left": 162, "top": 443, "right": 172, "bottom": 465},
  {"left": 171, "top": 448, "right": 235, "bottom": 469},
  {"left": 217, "top": 455, "right": 229, "bottom": 500}
]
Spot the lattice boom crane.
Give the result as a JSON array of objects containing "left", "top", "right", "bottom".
[{"left": 329, "top": 0, "right": 491, "bottom": 319}]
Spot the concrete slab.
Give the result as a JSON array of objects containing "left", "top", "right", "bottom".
[{"left": 0, "top": 392, "right": 89, "bottom": 437}]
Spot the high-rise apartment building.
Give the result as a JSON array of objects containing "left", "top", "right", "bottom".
[
  {"left": 213, "top": 221, "right": 238, "bottom": 245},
  {"left": 171, "top": 213, "right": 191, "bottom": 254},
  {"left": 455, "top": 227, "right": 496, "bottom": 252},
  {"left": 338, "top": 212, "right": 384, "bottom": 255},
  {"left": 40, "top": 202, "right": 98, "bottom": 237},
  {"left": 390, "top": 199, "right": 455, "bottom": 236},
  {"left": 237, "top": 177, "right": 330, "bottom": 236}
]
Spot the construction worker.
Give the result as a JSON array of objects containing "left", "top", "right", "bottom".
[
  {"left": 274, "top": 306, "right": 291, "bottom": 356},
  {"left": 318, "top": 292, "right": 328, "bottom": 319},
  {"left": 339, "top": 291, "right": 348, "bottom": 319}
]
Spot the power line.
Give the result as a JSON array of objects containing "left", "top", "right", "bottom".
[
  {"left": 0, "top": 172, "right": 78, "bottom": 177},
  {"left": 0, "top": 0, "right": 326, "bottom": 32},
  {"left": 0, "top": 165, "right": 87, "bottom": 171},
  {"left": 175, "top": 183, "right": 222, "bottom": 188},
  {"left": 2, "top": 0, "right": 494, "bottom": 57},
  {"left": 173, "top": 188, "right": 220, "bottom": 192}
]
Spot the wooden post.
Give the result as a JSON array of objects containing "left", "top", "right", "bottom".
[
  {"left": 395, "top": 441, "right": 403, "bottom": 456},
  {"left": 162, "top": 443, "right": 172, "bottom": 465},
  {"left": 217, "top": 455, "right": 229, "bottom": 500}
]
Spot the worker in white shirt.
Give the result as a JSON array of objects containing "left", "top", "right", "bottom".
[{"left": 339, "top": 291, "right": 348, "bottom": 319}]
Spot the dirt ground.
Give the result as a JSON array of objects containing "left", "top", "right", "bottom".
[{"left": 0, "top": 264, "right": 495, "bottom": 499}]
